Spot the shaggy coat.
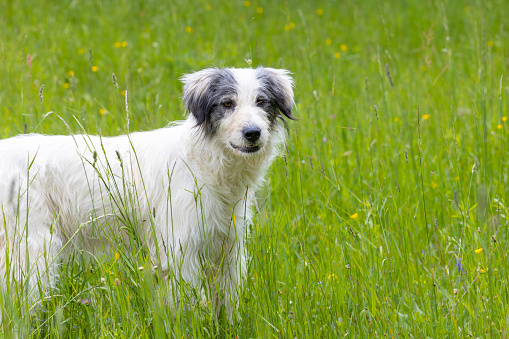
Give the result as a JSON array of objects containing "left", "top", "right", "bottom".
[{"left": 0, "top": 67, "right": 294, "bottom": 316}]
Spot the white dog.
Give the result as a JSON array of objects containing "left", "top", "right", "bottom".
[{"left": 0, "top": 67, "right": 294, "bottom": 317}]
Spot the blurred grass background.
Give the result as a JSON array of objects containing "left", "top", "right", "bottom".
[{"left": 1, "top": 0, "right": 508, "bottom": 337}]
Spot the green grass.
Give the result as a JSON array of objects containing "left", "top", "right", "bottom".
[{"left": 1, "top": 0, "right": 508, "bottom": 337}]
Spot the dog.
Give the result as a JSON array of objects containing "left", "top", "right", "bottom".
[{"left": 0, "top": 66, "right": 294, "bottom": 318}]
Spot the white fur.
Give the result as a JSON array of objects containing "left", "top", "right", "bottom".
[{"left": 0, "top": 67, "right": 294, "bottom": 317}]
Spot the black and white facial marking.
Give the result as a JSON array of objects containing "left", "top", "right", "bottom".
[
  {"left": 181, "top": 67, "right": 295, "bottom": 155},
  {"left": 181, "top": 68, "right": 238, "bottom": 137},
  {"left": 255, "top": 67, "right": 295, "bottom": 126}
]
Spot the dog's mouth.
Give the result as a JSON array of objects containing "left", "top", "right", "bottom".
[{"left": 229, "top": 142, "right": 261, "bottom": 154}]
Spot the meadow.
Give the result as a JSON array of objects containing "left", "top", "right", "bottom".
[{"left": 1, "top": 0, "right": 508, "bottom": 337}]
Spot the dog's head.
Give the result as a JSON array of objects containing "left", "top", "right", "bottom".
[{"left": 181, "top": 67, "right": 295, "bottom": 155}]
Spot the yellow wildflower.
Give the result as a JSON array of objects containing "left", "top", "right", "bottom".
[
  {"left": 487, "top": 40, "right": 494, "bottom": 47},
  {"left": 502, "top": 116, "right": 507, "bottom": 122},
  {"left": 289, "top": 22, "right": 295, "bottom": 29},
  {"left": 185, "top": 26, "right": 193, "bottom": 33},
  {"left": 114, "top": 42, "right": 121, "bottom": 48},
  {"left": 340, "top": 44, "right": 348, "bottom": 51},
  {"left": 63, "top": 83, "right": 70, "bottom": 89},
  {"left": 394, "top": 117, "right": 399, "bottom": 122},
  {"left": 421, "top": 65, "right": 427, "bottom": 71},
  {"left": 121, "top": 90, "right": 127, "bottom": 96},
  {"left": 423, "top": 114, "right": 430, "bottom": 120},
  {"left": 334, "top": 52, "right": 340, "bottom": 59},
  {"left": 350, "top": 213, "right": 358, "bottom": 219},
  {"left": 325, "top": 38, "right": 332, "bottom": 45},
  {"left": 244, "top": 1, "right": 250, "bottom": 7},
  {"left": 205, "top": 4, "right": 212, "bottom": 10},
  {"left": 256, "top": 7, "right": 263, "bottom": 14},
  {"left": 317, "top": 8, "right": 323, "bottom": 15},
  {"left": 497, "top": 124, "right": 503, "bottom": 129},
  {"left": 480, "top": 268, "right": 488, "bottom": 273},
  {"left": 121, "top": 41, "right": 127, "bottom": 47},
  {"left": 328, "top": 273, "right": 337, "bottom": 281},
  {"left": 99, "top": 108, "right": 106, "bottom": 115},
  {"left": 91, "top": 66, "right": 98, "bottom": 72},
  {"left": 475, "top": 248, "right": 483, "bottom": 253},
  {"left": 67, "top": 70, "right": 74, "bottom": 77},
  {"left": 78, "top": 48, "right": 85, "bottom": 54}
]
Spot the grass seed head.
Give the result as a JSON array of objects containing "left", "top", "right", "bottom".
[
  {"left": 112, "top": 73, "right": 119, "bottom": 89},
  {"left": 385, "top": 63, "right": 394, "bottom": 87},
  {"left": 38, "top": 84, "right": 44, "bottom": 102},
  {"left": 115, "top": 150, "right": 123, "bottom": 167},
  {"left": 348, "top": 227, "right": 357, "bottom": 241},
  {"left": 92, "top": 151, "right": 98, "bottom": 167},
  {"left": 454, "top": 190, "right": 460, "bottom": 209}
]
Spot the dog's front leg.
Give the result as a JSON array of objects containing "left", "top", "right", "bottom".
[{"left": 207, "top": 235, "right": 245, "bottom": 322}]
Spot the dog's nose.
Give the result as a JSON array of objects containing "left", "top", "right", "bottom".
[{"left": 243, "top": 126, "right": 261, "bottom": 142}]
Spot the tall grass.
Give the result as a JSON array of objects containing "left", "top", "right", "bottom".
[{"left": 0, "top": 0, "right": 508, "bottom": 337}]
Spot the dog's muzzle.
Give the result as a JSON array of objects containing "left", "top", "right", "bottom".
[{"left": 229, "top": 126, "right": 263, "bottom": 153}]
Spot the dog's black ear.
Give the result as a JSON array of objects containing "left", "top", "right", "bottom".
[
  {"left": 256, "top": 67, "right": 296, "bottom": 120},
  {"left": 180, "top": 68, "right": 236, "bottom": 128},
  {"left": 181, "top": 68, "right": 218, "bottom": 126}
]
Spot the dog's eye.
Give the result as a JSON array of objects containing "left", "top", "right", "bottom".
[
  {"left": 223, "top": 101, "right": 232, "bottom": 107},
  {"left": 257, "top": 100, "right": 264, "bottom": 105}
]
